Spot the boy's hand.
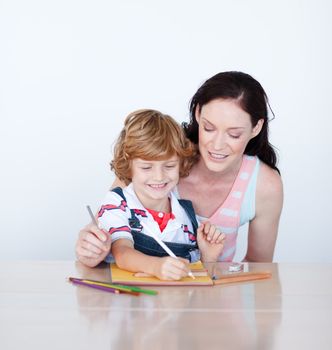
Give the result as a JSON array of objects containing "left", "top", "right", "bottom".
[
  {"left": 153, "top": 256, "right": 190, "bottom": 280},
  {"left": 197, "top": 221, "right": 225, "bottom": 262},
  {"left": 75, "top": 223, "right": 111, "bottom": 267}
]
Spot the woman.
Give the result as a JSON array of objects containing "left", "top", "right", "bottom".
[{"left": 76, "top": 71, "right": 283, "bottom": 267}]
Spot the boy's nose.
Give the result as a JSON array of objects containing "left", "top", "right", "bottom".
[{"left": 152, "top": 167, "right": 164, "bottom": 181}]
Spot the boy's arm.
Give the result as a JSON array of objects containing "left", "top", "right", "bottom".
[
  {"left": 76, "top": 223, "right": 111, "bottom": 267},
  {"left": 111, "top": 239, "right": 159, "bottom": 275},
  {"left": 112, "top": 239, "right": 190, "bottom": 280}
]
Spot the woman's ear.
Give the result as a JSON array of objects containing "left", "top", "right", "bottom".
[
  {"left": 251, "top": 119, "right": 264, "bottom": 138},
  {"left": 195, "top": 105, "right": 201, "bottom": 124}
]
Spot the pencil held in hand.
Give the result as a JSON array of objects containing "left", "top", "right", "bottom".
[
  {"left": 86, "top": 205, "right": 99, "bottom": 227},
  {"left": 140, "top": 222, "right": 195, "bottom": 280}
]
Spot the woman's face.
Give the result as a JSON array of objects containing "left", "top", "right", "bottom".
[{"left": 196, "top": 98, "right": 263, "bottom": 174}]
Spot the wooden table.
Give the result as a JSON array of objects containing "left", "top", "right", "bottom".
[{"left": 1, "top": 261, "right": 331, "bottom": 350}]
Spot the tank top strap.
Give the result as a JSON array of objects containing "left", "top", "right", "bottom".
[
  {"left": 210, "top": 155, "right": 257, "bottom": 224},
  {"left": 209, "top": 155, "right": 258, "bottom": 261},
  {"left": 222, "top": 155, "right": 258, "bottom": 212}
]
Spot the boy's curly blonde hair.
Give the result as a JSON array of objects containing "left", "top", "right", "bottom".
[{"left": 111, "top": 109, "right": 197, "bottom": 185}]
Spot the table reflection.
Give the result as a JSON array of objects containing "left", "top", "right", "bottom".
[{"left": 72, "top": 261, "right": 282, "bottom": 350}]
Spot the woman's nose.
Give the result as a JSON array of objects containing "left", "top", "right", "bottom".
[{"left": 213, "top": 132, "right": 226, "bottom": 150}]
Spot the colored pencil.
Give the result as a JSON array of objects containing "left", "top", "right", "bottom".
[
  {"left": 86, "top": 205, "right": 113, "bottom": 282},
  {"left": 69, "top": 277, "right": 140, "bottom": 296},
  {"left": 140, "top": 222, "right": 195, "bottom": 280},
  {"left": 69, "top": 278, "right": 121, "bottom": 294},
  {"left": 104, "top": 283, "right": 158, "bottom": 296},
  {"left": 69, "top": 277, "right": 157, "bottom": 295},
  {"left": 213, "top": 271, "right": 272, "bottom": 285},
  {"left": 73, "top": 279, "right": 140, "bottom": 296},
  {"left": 86, "top": 205, "right": 99, "bottom": 226}
]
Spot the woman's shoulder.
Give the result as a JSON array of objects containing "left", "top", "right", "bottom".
[{"left": 256, "top": 161, "right": 283, "bottom": 202}]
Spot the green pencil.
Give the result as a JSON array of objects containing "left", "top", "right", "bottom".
[{"left": 113, "top": 284, "right": 158, "bottom": 295}]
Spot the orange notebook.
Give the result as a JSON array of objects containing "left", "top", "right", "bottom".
[{"left": 110, "top": 261, "right": 213, "bottom": 286}]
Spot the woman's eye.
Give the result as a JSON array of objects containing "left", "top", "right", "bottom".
[
  {"left": 229, "top": 134, "right": 241, "bottom": 139},
  {"left": 203, "top": 126, "right": 214, "bottom": 132}
]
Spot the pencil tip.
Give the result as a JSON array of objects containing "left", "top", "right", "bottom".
[{"left": 189, "top": 272, "right": 195, "bottom": 280}]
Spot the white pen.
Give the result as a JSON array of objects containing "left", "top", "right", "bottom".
[{"left": 141, "top": 222, "right": 195, "bottom": 279}]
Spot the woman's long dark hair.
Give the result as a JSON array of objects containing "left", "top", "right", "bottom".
[{"left": 183, "top": 71, "right": 280, "bottom": 173}]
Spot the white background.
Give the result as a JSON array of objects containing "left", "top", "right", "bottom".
[{"left": 1, "top": 0, "right": 331, "bottom": 262}]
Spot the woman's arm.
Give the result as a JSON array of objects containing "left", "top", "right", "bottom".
[
  {"left": 75, "top": 177, "right": 126, "bottom": 267},
  {"left": 244, "top": 163, "right": 283, "bottom": 262},
  {"left": 110, "top": 177, "right": 126, "bottom": 189}
]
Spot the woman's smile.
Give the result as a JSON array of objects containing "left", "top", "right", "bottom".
[{"left": 208, "top": 151, "right": 229, "bottom": 160}]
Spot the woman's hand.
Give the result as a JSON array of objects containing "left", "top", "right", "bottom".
[{"left": 197, "top": 221, "right": 225, "bottom": 262}]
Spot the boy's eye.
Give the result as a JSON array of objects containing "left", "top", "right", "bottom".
[
  {"left": 165, "top": 165, "right": 176, "bottom": 169},
  {"left": 141, "top": 166, "right": 152, "bottom": 170}
]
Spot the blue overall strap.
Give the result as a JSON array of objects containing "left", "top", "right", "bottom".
[
  {"left": 110, "top": 187, "right": 198, "bottom": 261},
  {"left": 111, "top": 186, "right": 125, "bottom": 198},
  {"left": 178, "top": 199, "right": 198, "bottom": 235}
]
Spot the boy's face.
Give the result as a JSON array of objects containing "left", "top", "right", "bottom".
[{"left": 131, "top": 156, "right": 180, "bottom": 210}]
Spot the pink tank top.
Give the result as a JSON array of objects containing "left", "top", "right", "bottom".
[{"left": 208, "top": 155, "right": 258, "bottom": 261}]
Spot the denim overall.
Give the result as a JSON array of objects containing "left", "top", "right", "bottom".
[{"left": 112, "top": 187, "right": 199, "bottom": 262}]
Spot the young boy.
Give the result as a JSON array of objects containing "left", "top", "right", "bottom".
[{"left": 79, "top": 109, "right": 225, "bottom": 280}]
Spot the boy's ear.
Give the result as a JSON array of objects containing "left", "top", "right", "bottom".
[{"left": 251, "top": 119, "right": 264, "bottom": 138}]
